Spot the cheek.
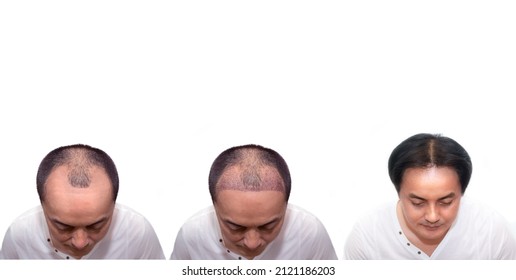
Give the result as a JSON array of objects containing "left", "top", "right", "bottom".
[
  {"left": 442, "top": 205, "right": 460, "bottom": 221},
  {"left": 261, "top": 225, "right": 283, "bottom": 243},
  {"left": 89, "top": 226, "right": 111, "bottom": 242},
  {"left": 401, "top": 205, "right": 425, "bottom": 223},
  {"left": 50, "top": 232, "right": 71, "bottom": 242},
  {"left": 48, "top": 227, "right": 72, "bottom": 242},
  {"left": 221, "top": 229, "right": 244, "bottom": 243},
  {"left": 261, "top": 232, "right": 278, "bottom": 243},
  {"left": 88, "top": 232, "right": 104, "bottom": 242}
]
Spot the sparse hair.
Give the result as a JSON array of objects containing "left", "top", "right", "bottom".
[
  {"left": 208, "top": 144, "right": 291, "bottom": 202},
  {"left": 388, "top": 133, "right": 472, "bottom": 194},
  {"left": 36, "top": 144, "right": 119, "bottom": 202}
]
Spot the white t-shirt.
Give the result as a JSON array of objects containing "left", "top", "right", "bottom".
[
  {"left": 344, "top": 196, "right": 516, "bottom": 259},
  {"left": 170, "top": 204, "right": 337, "bottom": 260},
  {"left": 0, "top": 204, "right": 165, "bottom": 259}
]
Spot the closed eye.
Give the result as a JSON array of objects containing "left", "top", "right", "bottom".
[
  {"left": 52, "top": 220, "right": 74, "bottom": 232},
  {"left": 86, "top": 223, "right": 105, "bottom": 232},
  {"left": 258, "top": 221, "right": 278, "bottom": 231},
  {"left": 439, "top": 200, "right": 453, "bottom": 206},
  {"left": 225, "top": 221, "right": 246, "bottom": 232},
  {"left": 410, "top": 200, "right": 425, "bottom": 207}
]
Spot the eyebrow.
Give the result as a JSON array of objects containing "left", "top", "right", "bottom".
[
  {"left": 408, "top": 192, "right": 457, "bottom": 201},
  {"left": 51, "top": 217, "right": 108, "bottom": 229},
  {"left": 224, "top": 217, "right": 281, "bottom": 229}
]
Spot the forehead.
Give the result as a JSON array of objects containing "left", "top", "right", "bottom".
[
  {"left": 215, "top": 190, "right": 286, "bottom": 225},
  {"left": 400, "top": 166, "right": 461, "bottom": 195},
  {"left": 43, "top": 165, "right": 114, "bottom": 222}
]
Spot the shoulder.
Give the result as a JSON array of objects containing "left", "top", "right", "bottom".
[
  {"left": 284, "top": 204, "right": 324, "bottom": 226},
  {"left": 277, "top": 204, "right": 337, "bottom": 259},
  {"left": 113, "top": 204, "right": 149, "bottom": 223},
  {"left": 110, "top": 204, "right": 159, "bottom": 235},
  {"left": 108, "top": 204, "right": 164, "bottom": 255},
  {"left": 343, "top": 201, "right": 398, "bottom": 260},
  {"left": 458, "top": 196, "right": 508, "bottom": 223},
  {"left": 13, "top": 205, "right": 44, "bottom": 220},
  {"left": 7, "top": 206, "right": 45, "bottom": 232},
  {"left": 452, "top": 196, "right": 516, "bottom": 259},
  {"left": 170, "top": 206, "right": 221, "bottom": 259},
  {"left": 1, "top": 206, "right": 48, "bottom": 259},
  {"left": 178, "top": 206, "right": 217, "bottom": 234},
  {"left": 352, "top": 201, "right": 397, "bottom": 230},
  {"left": 282, "top": 204, "right": 331, "bottom": 237},
  {"left": 457, "top": 196, "right": 512, "bottom": 231},
  {"left": 344, "top": 202, "right": 397, "bottom": 251}
]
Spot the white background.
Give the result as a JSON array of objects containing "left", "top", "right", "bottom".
[{"left": 1, "top": 0, "right": 515, "bottom": 268}]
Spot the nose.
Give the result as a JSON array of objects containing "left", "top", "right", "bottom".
[
  {"left": 71, "top": 229, "right": 89, "bottom": 250},
  {"left": 243, "top": 230, "right": 262, "bottom": 251},
  {"left": 425, "top": 205, "right": 440, "bottom": 224}
]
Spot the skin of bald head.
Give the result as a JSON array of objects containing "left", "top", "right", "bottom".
[
  {"left": 208, "top": 144, "right": 291, "bottom": 203},
  {"left": 36, "top": 144, "right": 119, "bottom": 202}
]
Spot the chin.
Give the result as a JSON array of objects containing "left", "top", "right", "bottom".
[
  {"left": 419, "top": 228, "right": 447, "bottom": 241},
  {"left": 240, "top": 248, "right": 265, "bottom": 259}
]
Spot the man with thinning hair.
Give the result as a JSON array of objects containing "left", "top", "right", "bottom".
[
  {"left": 0, "top": 144, "right": 165, "bottom": 259},
  {"left": 170, "top": 144, "right": 337, "bottom": 260}
]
